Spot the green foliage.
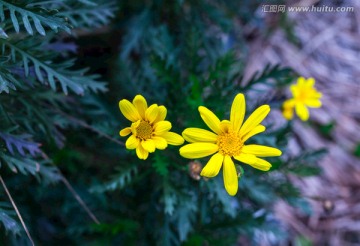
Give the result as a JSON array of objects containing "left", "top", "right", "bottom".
[
  {"left": 153, "top": 153, "right": 169, "bottom": 177},
  {"left": 295, "top": 235, "right": 313, "bottom": 246},
  {"left": 90, "top": 219, "right": 140, "bottom": 236},
  {"left": 208, "top": 178, "right": 237, "bottom": 218},
  {"left": 0, "top": 0, "right": 71, "bottom": 35},
  {"left": 58, "top": 1, "right": 116, "bottom": 29},
  {"left": 0, "top": 0, "right": 116, "bottom": 242},
  {"left": 0, "top": 133, "right": 41, "bottom": 156},
  {"left": 163, "top": 186, "right": 177, "bottom": 216},
  {"left": 0, "top": 26, "right": 8, "bottom": 38},
  {"left": 90, "top": 166, "right": 138, "bottom": 193},
  {"left": 285, "top": 149, "right": 326, "bottom": 177},
  {"left": 354, "top": 143, "right": 360, "bottom": 158},
  {"left": 174, "top": 197, "right": 197, "bottom": 241},
  {"left": 0, "top": 0, "right": 327, "bottom": 245},
  {"left": 0, "top": 38, "right": 107, "bottom": 94},
  {"left": 0, "top": 202, "right": 20, "bottom": 234},
  {"left": 243, "top": 64, "right": 296, "bottom": 91}
]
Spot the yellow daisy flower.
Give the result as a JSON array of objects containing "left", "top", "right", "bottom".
[
  {"left": 282, "top": 77, "right": 322, "bottom": 121},
  {"left": 119, "top": 95, "right": 184, "bottom": 160},
  {"left": 179, "top": 93, "right": 282, "bottom": 196}
]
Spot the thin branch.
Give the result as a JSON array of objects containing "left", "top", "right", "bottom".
[
  {"left": 0, "top": 175, "right": 35, "bottom": 246},
  {"left": 60, "top": 174, "right": 100, "bottom": 225},
  {"left": 54, "top": 109, "right": 124, "bottom": 146},
  {"left": 41, "top": 153, "right": 100, "bottom": 225}
]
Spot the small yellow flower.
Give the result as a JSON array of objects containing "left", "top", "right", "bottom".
[
  {"left": 179, "top": 93, "right": 282, "bottom": 196},
  {"left": 282, "top": 77, "right": 322, "bottom": 121},
  {"left": 119, "top": 95, "right": 184, "bottom": 160}
]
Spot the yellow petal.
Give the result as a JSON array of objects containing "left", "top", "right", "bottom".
[
  {"left": 119, "top": 127, "right": 131, "bottom": 137},
  {"left": 223, "top": 156, "right": 238, "bottom": 196},
  {"left": 145, "top": 104, "right": 159, "bottom": 123},
  {"left": 198, "top": 106, "right": 221, "bottom": 134},
  {"left": 297, "top": 77, "right": 306, "bottom": 86},
  {"left": 133, "top": 95, "right": 148, "bottom": 119},
  {"left": 136, "top": 145, "right": 149, "bottom": 160},
  {"left": 141, "top": 139, "right": 156, "bottom": 153},
  {"left": 282, "top": 107, "right": 294, "bottom": 120},
  {"left": 283, "top": 99, "right": 295, "bottom": 108},
  {"left": 154, "top": 121, "right": 172, "bottom": 135},
  {"left": 119, "top": 99, "right": 141, "bottom": 122},
  {"left": 130, "top": 120, "right": 140, "bottom": 136},
  {"left": 219, "top": 120, "right": 231, "bottom": 133},
  {"left": 241, "top": 125, "right": 265, "bottom": 142},
  {"left": 290, "top": 84, "right": 299, "bottom": 97},
  {"left": 154, "top": 106, "right": 167, "bottom": 123},
  {"left": 182, "top": 128, "right": 218, "bottom": 143},
  {"left": 242, "top": 145, "right": 282, "bottom": 157},
  {"left": 125, "top": 135, "right": 139, "bottom": 149},
  {"left": 240, "top": 105, "right": 270, "bottom": 135},
  {"left": 179, "top": 143, "right": 218, "bottom": 159},
  {"left": 234, "top": 153, "right": 257, "bottom": 164},
  {"left": 152, "top": 136, "right": 168, "bottom": 150},
  {"left": 200, "top": 153, "right": 224, "bottom": 177},
  {"left": 230, "top": 93, "right": 245, "bottom": 133},
  {"left": 249, "top": 158, "right": 272, "bottom": 171},
  {"left": 305, "top": 77, "right": 315, "bottom": 87},
  {"left": 295, "top": 103, "right": 309, "bottom": 121},
  {"left": 161, "top": 132, "right": 184, "bottom": 145},
  {"left": 313, "top": 92, "right": 322, "bottom": 99},
  {"left": 305, "top": 99, "right": 322, "bottom": 108}
]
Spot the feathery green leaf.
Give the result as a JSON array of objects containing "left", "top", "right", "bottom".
[{"left": 0, "top": 0, "right": 71, "bottom": 35}]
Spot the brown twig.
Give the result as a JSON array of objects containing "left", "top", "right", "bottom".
[
  {"left": 0, "top": 175, "right": 35, "bottom": 246},
  {"left": 41, "top": 153, "right": 100, "bottom": 225},
  {"left": 60, "top": 174, "right": 100, "bottom": 225},
  {"left": 55, "top": 109, "right": 125, "bottom": 146}
]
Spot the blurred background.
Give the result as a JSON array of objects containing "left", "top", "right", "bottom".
[
  {"left": 0, "top": 0, "right": 359, "bottom": 245},
  {"left": 245, "top": 0, "right": 360, "bottom": 245}
]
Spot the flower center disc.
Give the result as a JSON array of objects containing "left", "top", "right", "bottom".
[
  {"left": 136, "top": 120, "right": 153, "bottom": 140},
  {"left": 217, "top": 131, "right": 243, "bottom": 156}
]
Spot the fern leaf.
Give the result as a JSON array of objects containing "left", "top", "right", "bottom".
[
  {"left": 90, "top": 166, "right": 138, "bottom": 193},
  {"left": 0, "top": 0, "right": 71, "bottom": 35},
  {"left": 173, "top": 198, "right": 197, "bottom": 241},
  {"left": 244, "top": 64, "right": 295, "bottom": 89},
  {"left": 58, "top": 2, "right": 116, "bottom": 28},
  {"left": 163, "top": 186, "right": 177, "bottom": 216},
  {"left": 0, "top": 71, "right": 17, "bottom": 93},
  {"left": 153, "top": 153, "right": 169, "bottom": 177},
  {"left": 0, "top": 203, "right": 20, "bottom": 235},
  {"left": 0, "top": 153, "right": 61, "bottom": 182},
  {"left": 0, "top": 40, "right": 107, "bottom": 94},
  {"left": 0, "top": 26, "right": 8, "bottom": 38},
  {"left": 209, "top": 178, "right": 237, "bottom": 218},
  {"left": 35, "top": 163, "right": 62, "bottom": 184},
  {"left": 0, "top": 56, "right": 20, "bottom": 93},
  {"left": 0, "top": 133, "right": 41, "bottom": 157},
  {"left": 0, "top": 153, "right": 40, "bottom": 175}
]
